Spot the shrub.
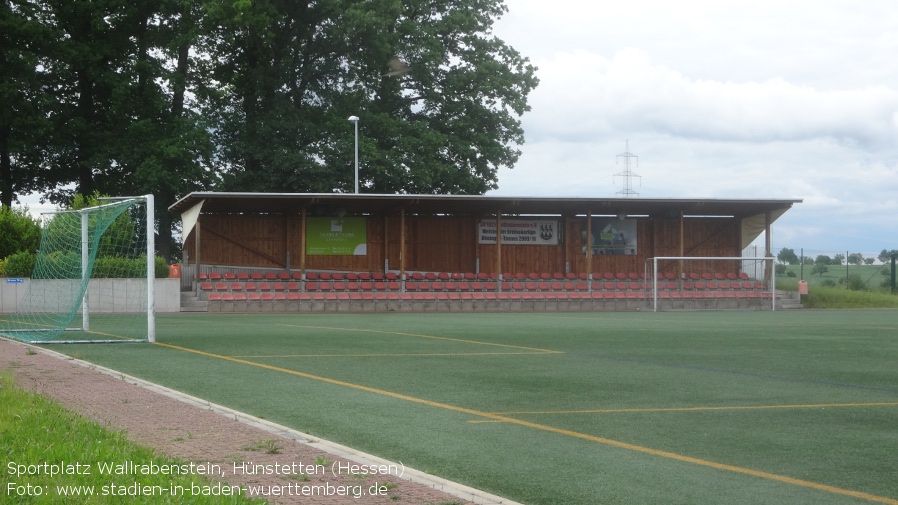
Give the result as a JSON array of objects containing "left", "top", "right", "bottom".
[
  {"left": 89, "top": 255, "right": 169, "bottom": 278},
  {"left": 4, "top": 251, "right": 37, "bottom": 277},
  {"left": 842, "top": 274, "right": 866, "bottom": 291},
  {"left": 0, "top": 206, "right": 41, "bottom": 259},
  {"left": 4, "top": 253, "right": 167, "bottom": 279}
]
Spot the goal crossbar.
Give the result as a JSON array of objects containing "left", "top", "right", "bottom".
[{"left": 650, "top": 256, "right": 776, "bottom": 312}]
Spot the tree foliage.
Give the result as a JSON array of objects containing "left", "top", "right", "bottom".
[
  {"left": 199, "top": 0, "right": 537, "bottom": 195},
  {"left": 811, "top": 263, "right": 828, "bottom": 277},
  {"left": 0, "top": 205, "right": 41, "bottom": 258},
  {"left": 2, "top": 0, "right": 537, "bottom": 258},
  {"left": 776, "top": 248, "right": 798, "bottom": 265},
  {"left": 847, "top": 252, "right": 864, "bottom": 265}
]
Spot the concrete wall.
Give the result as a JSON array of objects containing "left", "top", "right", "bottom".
[{"left": 0, "top": 278, "right": 180, "bottom": 314}]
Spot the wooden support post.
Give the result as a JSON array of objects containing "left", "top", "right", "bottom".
[
  {"left": 764, "top": 211, "right": 773, "bottom": 287},
  {"left": 496, "top": 213, "right": 503, "bottom": 278},
  {"left": 284, "top": 214, "right": 291, "bottom": 271},
  {"left": 678, "top": 211, "right": 685, "bottom": 278},
  {"left": 586, "top": 211, "right": 593, "bottom": 280},
  {"left": 400, "top": 208, "right": 406, "bottom": 283},
  {"left": 383, "top": 215, "right": 389, "bottom": 273},
  {"left": 564, "top": 215, "right": 571, "bottom": 274},
  {"left": 299, "top": 208, "right": 307, "bottom": 276}
]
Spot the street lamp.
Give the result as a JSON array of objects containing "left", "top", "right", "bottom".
[{"left": 347, "top": 116, "right": 359, "bottom": 194}]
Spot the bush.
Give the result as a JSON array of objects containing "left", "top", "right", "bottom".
[
  {"left": 842, "top": 274, "right": 866, "bottom": 291},
  {"left": 4, "top": 251, "right": 37, "bottom": 277},
  {"left": 89, "top": 255, "right": 170, "bottom": 278},
  {"left": 4, "top": 253, "right": 168, "bottom": 279},
  {"left": 0, "top": 206, "right": 41, "bottom": 259}
]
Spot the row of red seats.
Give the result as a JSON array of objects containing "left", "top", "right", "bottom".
[
  {"left": 200, "top": 279, "right": 766, "bottom": 295},
  {"left": 199, "top": 270, "right": 750, "bottom": 282},
  {"left": 207, "top": 290, "right": 773, "bottom": 303}
]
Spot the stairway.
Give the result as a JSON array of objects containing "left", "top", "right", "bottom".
[
  {"left": 776, "top": 290, "right": 804, "bottom": 310},
  {"left": 180, "top": 291, "right": 208, "bottom": 312}
]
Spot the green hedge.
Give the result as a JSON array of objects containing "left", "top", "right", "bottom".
[
  {"left": 3, "top": 251, "right": 37, "bottom": 277},
  {"left": 1, "top": 251, "right": 168, "bottom": 278}
]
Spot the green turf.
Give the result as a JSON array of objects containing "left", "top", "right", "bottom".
[{"left": 42, "top": 311, "right": 898, "bottom": 505}]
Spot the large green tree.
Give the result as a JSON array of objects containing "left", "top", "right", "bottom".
[
  {"left": 200, "top": 0, "right": 538, "bottom": 194},
  {"left": 0, "top": 0, "right": 55, "bottom": 208},
  {"left": 5, "top": 0, "right": 214, "bottom": 260},
  {"left": 5, "top": 0, "right": 535, "bottom": 259}
]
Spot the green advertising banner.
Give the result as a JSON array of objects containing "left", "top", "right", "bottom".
[
  {"left": 586, "top": 218, "right": 637, "bottom": 255},
  {"left": 306, "top": 217, "right": 367, "bottom": 255}
]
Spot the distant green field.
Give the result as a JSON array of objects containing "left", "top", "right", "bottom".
[{"left": 43, "top": 311, "right": 898, "bottom": 505}]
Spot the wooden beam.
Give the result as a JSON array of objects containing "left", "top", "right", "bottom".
[
  {"left": 400, "top": 208, "right": 406, "bottom": 281},
  {"left": 194, "top": 218, "right": 201, "bottom": 290},
  {"left": 564, "top": 215, "right": 571, "bottom": 274},
  {"left": 299, "top": 207, "right": 307, "bottom": 275},
  {"left": 764, "top": 211, "right": 773, "bottom": 286},
  {"left": 679, "top": 211, "right": 685, "bottom": 277},
  {"left": 383, "top": 215, "right": 389, "bottom": 273},
  {"left": 496, "top": 212, "right": 503, "bottom": 278},
  {"left": 284, "top": 213, "right": 291, "bottom": 270},
  {"left": 586, "top": 211, "right": 592, "bottom": 280}
]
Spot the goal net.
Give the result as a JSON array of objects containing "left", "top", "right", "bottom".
[
  {"left": 0, "top": 195, "right": 155, "bottom": 343},
  {"left": 647, "top": 256, "right": 776, "bottom": 312}
]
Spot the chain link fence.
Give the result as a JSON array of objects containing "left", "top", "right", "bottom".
[{"left": 745, "top": 246, "right": 896, "bottom": 291}]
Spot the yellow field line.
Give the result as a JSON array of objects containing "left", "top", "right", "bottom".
[
  {"left": 232, "top": 352, "right": 552, "bottom": 358},
  {"left": 492, "top": 402, "right": 898, "bottom": 415},
  {"left": 236, "top": 351, "right": 551, "bottom": 358},
  {"left": 276, "top": 324, "right": 563, "bottom": 353},
  {"left": 154, "top": 341, "right": 898, "bottom": 505}
]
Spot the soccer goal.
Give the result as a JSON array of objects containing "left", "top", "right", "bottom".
[
  {"left": 648, "top": 256, "right": 776, "bottom": 312},
  {"left": 0, "top": 195, "right": 155, "bottom": 344}
]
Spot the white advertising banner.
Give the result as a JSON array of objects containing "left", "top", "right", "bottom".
[{"left": 478, "top": 219, "right": 562, "bottom": 245}]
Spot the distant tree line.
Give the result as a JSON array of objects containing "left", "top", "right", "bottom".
[{"left": 2, "top": 0, "right": 538, "bottom": 261}]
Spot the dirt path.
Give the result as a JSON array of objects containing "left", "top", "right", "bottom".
[{"left": 2, "top": 338, "right": 517, "bottom": 505}]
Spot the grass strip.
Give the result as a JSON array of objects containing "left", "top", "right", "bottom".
[{"left": 0, "top": 372, "right": 264, "bottom": 504}]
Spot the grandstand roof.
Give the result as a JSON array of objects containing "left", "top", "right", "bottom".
[{"left": 169, "top": 192, "right": 801, "bottom": 219}]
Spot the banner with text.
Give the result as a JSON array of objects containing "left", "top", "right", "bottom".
[
  {"left": 306, "top": 217, "right": 367, "bottom": 255},
  {"left": 478, "top": 219, "right": 562, "bottom": 245}
]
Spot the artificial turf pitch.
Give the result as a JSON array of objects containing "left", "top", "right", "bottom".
[{"left": 44, "top": 310, "right": 898, "bottom": 505}]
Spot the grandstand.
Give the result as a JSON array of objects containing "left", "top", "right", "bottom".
[{"left": 169, "top": 193, "right": 801, "bottom": 312}]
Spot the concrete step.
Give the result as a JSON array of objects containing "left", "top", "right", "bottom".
[
  {"left": 775, "top": 290, "right": 803, "bottom": 309},
  {"left": 180, "top": 292, "right": 208, "bottom": 312}
]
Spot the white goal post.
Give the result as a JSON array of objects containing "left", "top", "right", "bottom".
[
  {"left": 0, "top": 194, "right": 155, "bottom": 344},
  {"left": 649, "top": 256, "right": 776, "bottom": 312}
]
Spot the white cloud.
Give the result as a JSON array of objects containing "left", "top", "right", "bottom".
[
  {"left": 491, "top": 1, "right": 898, "bottom": 253},
  {"left": 526, "top": 48, "right": 898, "bottom": 147}
]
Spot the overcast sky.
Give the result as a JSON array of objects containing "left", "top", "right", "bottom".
[{"left": 488, "top": 0, "right": 898, "bottom": 258}]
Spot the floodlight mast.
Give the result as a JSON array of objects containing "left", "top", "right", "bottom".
[{"left": 348, "top": 116, "right": 359, "bottom": 194}]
